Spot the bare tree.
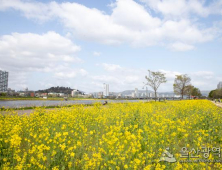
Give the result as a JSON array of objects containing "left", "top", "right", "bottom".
[
  {"left": 173, "top": 74, "right": 191, "bottom": 99},
  {"left": 145, "top": 70, "right": 167, "bottom": 101}
]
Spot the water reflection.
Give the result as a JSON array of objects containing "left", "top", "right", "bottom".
[{"left": 0, "top": 100, "right": 142, "bottom": 108}]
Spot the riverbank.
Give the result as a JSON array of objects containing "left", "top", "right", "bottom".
[
  {"left": 0, "top": 102, "right": 97, "bottom": 112},
  {"left": 0, "top": 103, "right": 98, "bottom": 115},
  {"left": 0, "top": 99, "right": 146, "bottom": 109},
  {"left": 0, "top": 97, "right": 102, "bottom": 101}
]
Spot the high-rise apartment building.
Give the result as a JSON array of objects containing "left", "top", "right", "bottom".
[
  {"left": 217, "top": 82, "right": 222, "bottom": 89},
  {"left": 132, "top": 92, "right": 136, "bottom": 98},
  {"left": 135, "top": 88, "right": 138, "bottom": 98},
  {"left": 103, "top": 83, "right": 109, "bottom": 97},
  {"left": 0, "top": 70, "right": 8, "bottom": 92}
]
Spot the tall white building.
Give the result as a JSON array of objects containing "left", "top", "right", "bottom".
[
  {"left": 135, "top": 88, "right": 138, "bottom": 98},
  {"left": 103, "top": 84, "right": 109, "bottom": 97},
  {"left": 0, "top": 70, "right": 8, "bottom": 92},
  {"left": 145, "top": 87, "right": 148, "bottom": 97},
  {"left": 217, "top": 82, "right": 222, "bottom": 89},
  {"left": 71, "top": 89, "right": 78, "bottom": 97},
  {"left": 132, "top": 92, "right": 136, "bottom": 98}
]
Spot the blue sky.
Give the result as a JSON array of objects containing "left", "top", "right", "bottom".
[{"left": 0, "top": 0, "right": 222, "bottom": 93}]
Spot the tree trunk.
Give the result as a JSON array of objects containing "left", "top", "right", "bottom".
[{"left": 155, "top": 90, "right": 157, "bottom": 102}]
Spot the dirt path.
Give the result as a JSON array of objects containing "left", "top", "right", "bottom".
[{"left": 212, "top": 101, "right": 222, "bottom": 108}]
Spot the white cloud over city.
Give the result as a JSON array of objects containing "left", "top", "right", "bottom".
[
  {"left": 0, "top": 0, "right": 222, "bottom": 92},
  {"left": 0, "top": 31, "right": 85, "bottom": 89},
  {"left": 89, "top": 64, "right": 221, "bottom": 92}
]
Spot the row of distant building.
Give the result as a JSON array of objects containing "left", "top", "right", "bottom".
[
  {"left": 1, "top": 70, "right": 222, "bottom": 98},
  {"left": 94, "top": 84, "right": 179, "bottom": 98},
  {"left": 0, "top": 72, "right": 169, "bottom": 98},
  {"left": 87, "top": 82, "right": 222, "bottom": 98}
]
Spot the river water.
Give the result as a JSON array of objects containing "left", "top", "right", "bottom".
[{"left": 0, "top": 100, "right": 145, "bottom": 108}]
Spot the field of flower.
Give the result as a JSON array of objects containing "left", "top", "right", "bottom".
[{"left": 1, "top": 100, "right": 222, "bottom": 169}]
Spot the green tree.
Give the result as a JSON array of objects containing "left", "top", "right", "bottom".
[
  {"left": 191, "top": 87, "right": 202, "bottom": 97},
  {"left": 217, "top": 89, "right": 222, "bottom": 98},
  {"left": 208, "top": 90, "right": 216, "bottom": 98},
  {"left": 209, "top": 89, "right": 222, "bottom": 99},
  {"left": 186, "top": 85, "right": 194, "bottom": 98},
  {"left": 145, "top": 70, "right": 167, "bottom": 101},
  {"left": 173, "top": 74, "right": 191, "bottom": 99},
  {"left": 0, "top": 92, "right": 7, "bottom": 96}
]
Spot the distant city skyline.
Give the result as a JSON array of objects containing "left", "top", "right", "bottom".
[{"left": 0, "top": 0, "right": 222, "bottom": 92}]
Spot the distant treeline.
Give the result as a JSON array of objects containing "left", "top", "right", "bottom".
[{"left": 37, "top": 86, "right": 74, "bottom": 94}]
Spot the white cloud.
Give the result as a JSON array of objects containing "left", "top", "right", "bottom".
[
  {"left": 190, "top": 71, "right": 215, "bottom": 88},
  {"left": 160, "top": 70, "right": 219, "bottom": 91},
  {"left": 0, "top": 31, "right": 85, "bottom": 89},
  {"left": 0, "top": 0, "right": 218, "bottom": 51},
  {"left": 90, "top": 63, "right": 147, "bottom": 91},
  {"left": 111, "top": 0, "right": 161, "bottom": 30},
  {"left": 191, "top": 71, "right": 214, "bottom": 77},
  {"left": 54, "top": 69, "right": 88, "bottom": 79},
  {"left": 216, "top": 76, "right": 222, "bottom": 82},
  {"left": 90, "top": 65, "right": 220, "bottom": 92},
  {"left": 139, "top": 0, "right": 210, "bottom": 18},
  {"left": 159, "top": 70, "right": 182, "bottom": 79},
  {"left": 93, "top": 51, "right": 101, "bottom": 56},
  {"left": 168, "top": 42, "right": 195, "bottom": 51},
  {"left": 0, "top": 0, "right": 53, "bottom": 22},
  {"left": 91, "top": 75, "right": 120, "bottom": 83},
  {"left": 101, "top": 63, "right": 122, "bottom": 71},
  {"left": 0, "top": 0, "right": 221, "bottom": 92}
]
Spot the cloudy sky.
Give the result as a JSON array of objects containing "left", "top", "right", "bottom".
[{"left": 0, "top": 0, "right": 222, "bottom": 93}]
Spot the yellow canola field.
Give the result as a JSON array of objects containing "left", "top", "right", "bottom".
[{"left": 0, "top": 100, "right": 222, "bottom": 169}]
